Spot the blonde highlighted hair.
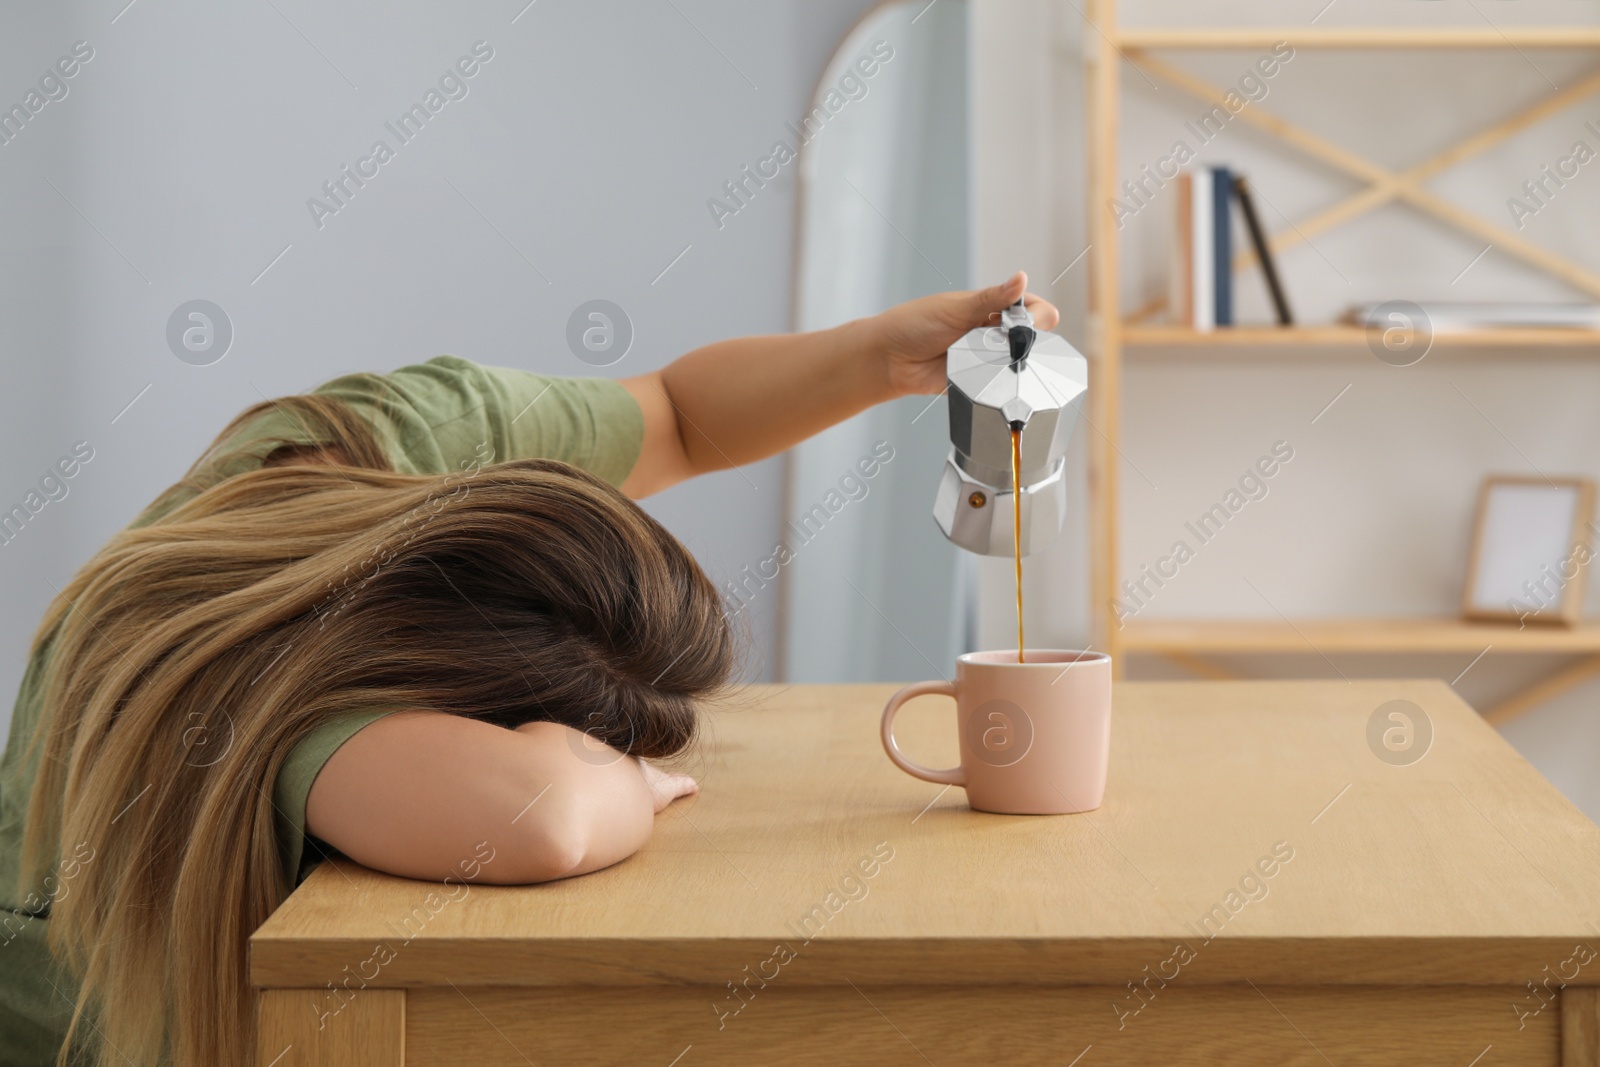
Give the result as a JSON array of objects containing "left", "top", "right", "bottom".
[{"left": 17, "top": 394, "right": 734, "bottom": 1066}]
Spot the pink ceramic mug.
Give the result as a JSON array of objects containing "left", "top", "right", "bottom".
[{"left": 880, "top": 650, "right": 1111, "bottom": 815}]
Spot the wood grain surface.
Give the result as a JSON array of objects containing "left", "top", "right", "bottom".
[
  {"left": 403, "top": 984, "right": 1556, "bottom": 1067},
  {"left": 252, "top": 681, "right": 1600, "bottom": 997},
  {"left": 1566, "top": 987, "right": 1600, "bottom": 1067},
  {"left": 258, "top": 988, "right": 402, "bottom": 1067}
]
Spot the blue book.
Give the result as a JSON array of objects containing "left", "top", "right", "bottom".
[{"left": 1212, "top": 166, "right": 1232, "bottom": 327}]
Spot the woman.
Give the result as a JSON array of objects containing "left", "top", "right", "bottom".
[{"left": 0, "top": 274, "right": 1057, "bottom": 1067}]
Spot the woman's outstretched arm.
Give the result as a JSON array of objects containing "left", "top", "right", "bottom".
[
  {"left": 617, "top": 271, "right": 1060, "bottom": 498},
  {"left": 305, "top": 712, "right": 696, "bottom": 884}
]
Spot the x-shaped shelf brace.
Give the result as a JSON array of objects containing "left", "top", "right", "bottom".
[
  {"left": 1124, "top": 50, "right": 1600, "bottom": 300},
  {"left": 1124, "top": 51, "right": 1600, "bottom": 727}
]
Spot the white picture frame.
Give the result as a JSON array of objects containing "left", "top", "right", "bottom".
[{"left": 1462, "top": 475, "right": 1594, "bottom": 626}]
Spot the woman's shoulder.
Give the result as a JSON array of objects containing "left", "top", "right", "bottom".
[{"left": 313, "top": 355, "right": 643, "bottom": 487}]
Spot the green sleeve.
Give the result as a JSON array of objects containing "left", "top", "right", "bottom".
[
  {"left": 130, "top": 356, "right": 645, "bottom": 530},
  {"left": 273, "top": 710, "right": 399, "bottom": 888},
  {"left": 313, "top": 355, "right": 646, "bottom": 487}
]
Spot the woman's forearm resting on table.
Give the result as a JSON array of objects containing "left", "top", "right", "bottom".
[{"left": 304, "top": 712, "right": 666, "bottom": 885}]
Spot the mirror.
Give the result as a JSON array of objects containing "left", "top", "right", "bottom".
[{"left": 776, "top": 0, "right": 972, "bottom": 682}]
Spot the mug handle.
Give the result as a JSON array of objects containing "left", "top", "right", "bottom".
[{"left": 880, "top": 680, "right": 966, "bottom": 786}]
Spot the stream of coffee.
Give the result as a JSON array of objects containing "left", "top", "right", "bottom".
[{"left": 1011, "top": 425, "right": 1023, "bottom": 664}]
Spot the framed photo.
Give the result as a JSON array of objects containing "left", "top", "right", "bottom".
[{"left": 1462, "top": 475, "right": 1595, "bottom": 626}]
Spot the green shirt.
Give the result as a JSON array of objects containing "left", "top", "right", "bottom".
[{"left": 0, "top": 355, "right": 644, "bottom": 1066}]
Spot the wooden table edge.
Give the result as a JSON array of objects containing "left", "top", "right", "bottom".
[{"left": 250, "top": 934, "right": 1600, "bottom": 989}]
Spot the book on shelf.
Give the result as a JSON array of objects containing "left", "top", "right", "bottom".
[
  {"left": 1341, "top": 302, "right": 1600, "bottom": 331},
  {"left": 1233, "top": 176, "right": 1293, "bottom": 326},
  {"left": 1213, "top": 165, "right": 1232, "bottom": 328},
  {"left": 1191, "top": 168, "right": 1214, "bottom": 332},
  {"left": 1168, "top": 173, "right": 1193, "bottom": 328},
  {"left": 1171, "top": 165, "right": 1292, "bottom": 331}
]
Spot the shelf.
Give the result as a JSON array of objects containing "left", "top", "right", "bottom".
[
  {"left": 1114, "top": 27, "right": 1600, "bottom": 49},
  {"left": 1121, "top": 325, "right": 1600, "bottom": 348},
  {"left": 1083, "top": 2, "right": 1600, "bottom": 703},
  {"left": 1121, "top": 617, "right": 1600, "bottom": 655}
]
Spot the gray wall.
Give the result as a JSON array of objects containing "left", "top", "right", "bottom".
[{"left": 0, "top": 0, "right": 878, "bottom": 737}]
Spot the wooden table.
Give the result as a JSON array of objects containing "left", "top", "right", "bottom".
[{"left": 252, "top": 681, "right": 1600, "bottom": 1066}]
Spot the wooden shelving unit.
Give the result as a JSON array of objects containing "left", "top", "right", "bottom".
[
  {"left": 1115, "top": 27, "right": 1600, "bottom": 49},
  {"left": 1082, "top": 2, "right": 1600, "bottom": 723},
  {"left": 1124, "top": 325, "right": 1600, "bottom": 350},
  {"left": 1123, "top": 618, "right": 1600, "bottom": 656},
  {"left": 1121, "top": 618, "right": 1600, "bottom": 727}
]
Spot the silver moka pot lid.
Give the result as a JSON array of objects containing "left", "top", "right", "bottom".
[{"left": 933, "top": 301, "right": 1088, "bottom": 557}]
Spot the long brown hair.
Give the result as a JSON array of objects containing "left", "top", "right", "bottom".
[{"left": 16, "top": 394, "right": 735, "bottom": 1067}]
